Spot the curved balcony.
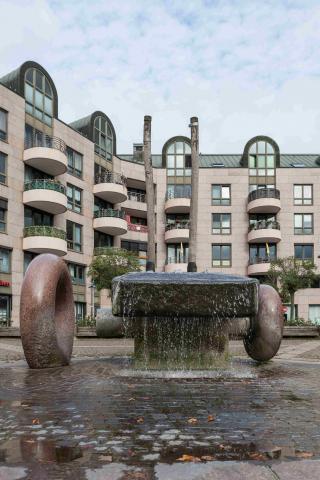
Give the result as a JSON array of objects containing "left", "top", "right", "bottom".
[
  {"left": 165, "top": 222, "right": 190, "bottom": 243},
  {"left": 24, "top": 134, "right": 67, "bottom": 176},
  {"left": 248, "top": 220, "right": 281, "bottom": 244},
  {"left": 247, "top": 188, "right": 281, "bottom": 214},
  {"left": 123, "top": 223, "right": 148, "bottom": 241},
  {"left": 93, "top": 172, "right": 127, "bottom": 204},
  {"left": 123, "top": 191, "right": 147, "bottom": 218},
  {"left": 93, "top": 209, "right": 127, "bottom": 236},
  {"left": 165, "top": 257, "right": 188, "bottom": 273},
  {"left": 23, "top": 180, "right": 67, "bottom": 215},
  {"left": 165, "top": 190, "right": 191, "bottom": 214},
  {"left": 23, "top": 226, "right": 67, "bottom": 256},
  {"left": 248, "top": 256, "right": 274, "bottom": 276}
]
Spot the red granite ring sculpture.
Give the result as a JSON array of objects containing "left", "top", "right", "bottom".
[
  {"left": 244, "top": 284, "right": 283, "bottom": 362},
  {"left": 20, "top": 254, "right": 75, "bottom": 369}
]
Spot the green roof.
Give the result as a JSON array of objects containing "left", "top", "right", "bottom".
[{"left": 118, "top": 153, "right": 320, "bottom": 168}]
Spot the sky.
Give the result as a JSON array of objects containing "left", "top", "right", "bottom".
[{"left": 1, "top": 0, "right": 320, "bottom": 153}]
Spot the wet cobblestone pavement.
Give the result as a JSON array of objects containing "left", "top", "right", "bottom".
[{"left": 0, "top": 357, "right": 320, "bottom": 479}]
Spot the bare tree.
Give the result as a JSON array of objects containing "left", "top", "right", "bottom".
[
  {"left": 143, "top": 115, "right": 156, "bottom": 271},
  {"left": 187, "top": 116, "right": 199, "bottom": 272}
]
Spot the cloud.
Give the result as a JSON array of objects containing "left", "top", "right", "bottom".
[{"left": 1, "top": 0, "right": 320, "bottom": 153}]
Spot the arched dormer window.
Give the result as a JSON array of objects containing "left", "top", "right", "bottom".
[
  {"left": 248, "top": 140, "right": 275, "bottom": 177},
  {"left": 165, "top": 138, "right": 191, "bottom": 177},
  {"left": 94, "top": 116, "right": 113, "bottom": 161},
  {"left": 24, "top": 68, "right": 53, "bottom": 126}
]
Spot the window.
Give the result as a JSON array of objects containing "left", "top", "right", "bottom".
[
  {"left": 248, "top": 141, "right": 275, "bottom": 177},
  {"left": 24, "top": 68, "right": 53, "bottom": 126},
  {"left": 0, "top": 109, "right": 8, "bottom": 141},
  {"left": 166, "top": 140, "right": 192, "bottom": 177},
  {"left": 24, "top": 206, "right": 53, "bottom": 227},
  {"left": 0, "top": 248, "right": 11, "bottom": 273},
  {"left": 294, "top": 244, "right": 313, "bottom": 261},
  {"left": 67, "top": 184, "right": 82, "bottom": 213},
  {"left": 94, "top": 197, "right": 113, "bottom": 215},
  {"left": 68, "top": 263, "right": 85, "bottom": 284},
  {"left": 212, "top": 185, "right": 231, "bottom": 205},
  {"left": 294, "top": 214, "right": 313, "bottom": 235},
  {"left": 94, "top": 231, "right": 113, "bottom": 249},
  {"left": 249, "top": 214, "right": 276, "bottom": 230},
  {"left": 0, "top": 152, "right": 7, "bottom": 184},
  {"left": 212, "top": 244, "right": 231, "bottom": 267},
  {"left": 212, "top": 213, "right": 231, "bottom": 234},
  {"left": 249, "top": 244, "right": 277, "bottom": 263},
  {"left": 67, "top": 147, "right": 83, "bottom": 178},
  {"left": 0, "top": 199, "right": 8, "bottom": 232},
  {"left": 294, "top": 185, "right": 313, "bottom": 205},
  {"left": 75, "top": 302, "right": 86, "bottom": 323},
  {"left": 166, "top": 243, "right": 189, "bottom": 264},
  {"left": 121, "top": 241, "right": 147, "bottom": 268},
  {"left": 24, "top": 252, "right": 37, "bottom": 273},
  {"left": 94, "top": 116, "right": 113, "bottom": 161},
  {"left": 0, "top": 295, "right": 11, "bottom": 327},
  {"left": 309, "top": 305, "right": 320, "bottom": 325},
  {"left": 166, "top": 184, "right": 191, "bottom": 199},
  {"left": 67, "top": 221, "right": 82, "bottom": 252}
]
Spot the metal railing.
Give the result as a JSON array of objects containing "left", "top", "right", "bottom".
[
  {"left": 94, "top": 208, "right": 125, "bottom": 219},
  {"left": 249, "top": 220, "right": 280, "bottom": 232},
  {"left": 128, "top": 223, "right": 148, "bottom": 233},
  {"left": 248, "top": 188, "right": 280, "bottom": 203},
  {"left": 95, "top": 171, "right": 127, "bottom": 186},
  {"left": 166, "top": 255, "right": 188, "bottom": 264},
  {"left": 24, "top": 179, "right": 66, "bottom": 194},
  {"left": 127, "top": 191, "right": 146, "bottom": 203},
  {"left": 166, "top": 188, "right": 192, "bottom": 200},
  {"left": 25, "top": 133, "right": 66, "bottom": 154},
  {"left": 165, "top": 221, "right": 190, "bottom": 231},
  {"left": 249, "top": 256, "right": 276, "bottom": 265},
  {"left": 24, "top": 225, "right": 66, "bottom": 240}
]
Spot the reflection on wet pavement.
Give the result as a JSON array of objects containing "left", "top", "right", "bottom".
[{"left": 0, "top": 357, "right": 319, "bottom": 478}]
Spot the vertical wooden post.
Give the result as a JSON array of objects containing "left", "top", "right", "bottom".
[
  {"left": 187, "top": 116, "right": 199, "bottom": 272},
  {"left": 143, "top": 115, "right": 156, "bottom": 271}
]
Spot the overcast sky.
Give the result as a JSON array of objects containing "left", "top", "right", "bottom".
[{"left": 1, "top": 0, "right": 320, "bottom": 153}]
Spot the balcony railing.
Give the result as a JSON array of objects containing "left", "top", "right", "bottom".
[
  {"left": 24, "top": 179, "right": 66, "bottom": 195},
  {"left": 25, "top": 133, "right": 66, "bottom": 154},
  {"left": 127, "top": 191, "right": 146, "bottom": 203},
  {"left": 94, "top": 208, "right": 125, "bottom": 219},
  {"left": 165, "top": 221, "right": 190, "bottom": 231},
  {"left": 128, "top": 223, "right": 148, "bottom": 233},
  {"left": 248, "top": 188, "right": 280, "bottom": 203},
  {"left": 249, "top": 220, "right": 280, "bottom": 232},
  {"left": 166, "top": 255, "right": 188, "bottom": 264},
  {"left": 95, "top": 171, "right": 127, "bottom": 186},
  {"left": 166, "top": 188, "right": 192, "bottom": 200},
  {"left": 249, "top": 256, "right": 276, "bottom": 265},
  {"left": 23, "top": 225, "right": 66, "bottom": 240}
]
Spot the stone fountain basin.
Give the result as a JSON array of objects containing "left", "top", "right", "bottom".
[{"left": 112, "top": 272, "right": 259, "bottom": 319}]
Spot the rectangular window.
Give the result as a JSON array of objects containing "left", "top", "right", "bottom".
[
  {"left": 67, "top": 221, "right": 82, "bottom": 252},
  {"left": 24, "top": 206, "right": 53, "bottom": 227},
  {"left": 68, "top": 263, "right": 85, "bottom": 284},
  {"left": 0, "top": 248, "right": 11, "bottom": 273},
  {"left": 249, "top": 244, "right": 277, "bottom": 264},
  {"left": 0, "top": 295, "right": 11, "bottom": 327},
  {"left": 294, "top": 214, "right": 313, "bottom": 235},
  {"left": 212, "top": 213, "right": 231, "bottom": 234},
  {"left": 67, "top": 147, "right": 83, "bottom": 178},
  {"left": 121, "top": 241, "right": 147, "bottom": 268},
  {"left": 24, "top": 252, "right": 37, "bottom": 273},
  {"left": 67, "top": 184, "right": 82, "bottom": 213},
  {"left": 0, "top": 109, "right": 8, "bottom": 141},
  {"left": 0, "top": 152, "right": 7, "bottom": 184},
  {"left": 212, "top": 185, "right": 231, "bottom": 205},
  {"left": 94, "top": 231, "right": 113, "bottom": 250},
  {"left": 212, "top": 244, "right": 231, "bottom": 267},
  {"left": 0, "top": 199, "right": 8, "bottom": 232},
  {"left": 309, "top": 305, "right": 320, "bottom": 325},
  {"left": 294, "top": 185, "right": 313, "bottom": 205},
  {"left": 166, "top": 243, "right": 189, "bottom": 264},
  {"left": 75, "top": 302, "right": 86, "bottom": 323},
  {"left": 294, "top": 244, "right": 314, "bottom": 261}
]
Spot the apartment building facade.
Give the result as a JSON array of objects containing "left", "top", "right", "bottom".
[{"left": 0, "top": 60, "right": 319, "bottom": 327}]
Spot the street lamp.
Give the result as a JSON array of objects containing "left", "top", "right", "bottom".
[{"left": 89, "top": 281, "right": 96, "bottom": 319}]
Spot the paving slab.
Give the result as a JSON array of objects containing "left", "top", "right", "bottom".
[{"left": 271, "top": 459, "right": 320, "bottom": 479}]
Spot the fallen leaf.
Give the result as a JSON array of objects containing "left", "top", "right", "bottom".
[
  {"left": 32, "top": 419, "right": 40, "bottom": 425},
  {"left": 177, "top": 454, "right": 201, "bottom": 462},
  {"left": 201, "top": 455, "right": 215, "bottom": 461},
  {"left": 207, "top": 415, "right": 215, "bottom": 422},
  {"left": 128, "top": 398, "right": 135, "bottom": 402},
  {"left": 136, "top": 417, "right": 144, "bottom": 424},
  {"left": 248, "top": 452, "right": 266, "bottom": 461},
  {"left": 187, "top": 418, "right": 198, "bottom": 424},
  {"left": 296, "top": 451, "right": 314, "bottom": 458},
  {"left": 99, "top": 455, "right": 113, "bottom": 462}
]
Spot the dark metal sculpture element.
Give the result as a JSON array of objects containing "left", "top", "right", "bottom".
[{"left": 20, "top": 254, "right": 75, "bottom": 369}]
